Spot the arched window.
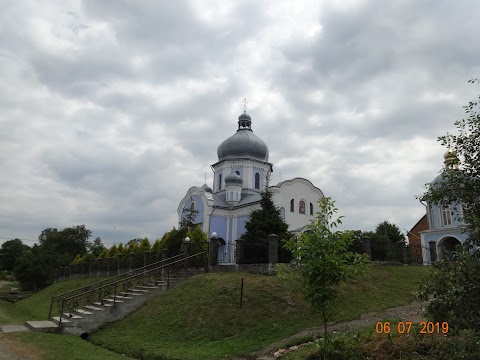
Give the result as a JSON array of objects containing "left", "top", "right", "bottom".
[
  {"left": 310, "top": 202, "right": 314, "bottom": 215},
  {"left": 230, "top": 192, "right": 233, "bottom": 200},
  {"left": 441, "top": 205, "right": 452, "bottom": 226},
  {"left": 235, "top": 170, "right": 240, "bottom": 175},
  {"left": 280, "top": 207, "right": 285, "bottom": 221},
  {"left": 190, "top": 202, "right": 195, "bottom": 211},
  {"left": 218, "top": 174, "right": 222, "bottom": 191},
  {"left": 255, "top": 173, "right": 260, "bottom": 189},
  {"left": 290, "top": 199, "right": 294, "bottom": 212},
  {"left": 299, "top": 200, "right": 305, "bottom": 214}
]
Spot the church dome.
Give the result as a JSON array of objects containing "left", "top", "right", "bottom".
[
  {"left": 217, "top": 112, "right": 269, "bottom": 162},
  {"left": 201, "top": 184, "right": 213, "bottom": 193},
  {"left": 225, "top": 172, "right": 243, "bottom": 185}
]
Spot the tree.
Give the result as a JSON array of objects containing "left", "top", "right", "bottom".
[
  {"left": 241, "top": 190, "right": 290, "bottom": 243},
  {"left": 39, "top": 225, "right": 92, "bottom": 266},
  {"left": 88, "top": 237, "right": 105, "bottom": 258},
  {"left": 418, "top": 79, "right": 480, "bottom": 333},
  {"left": 280, "top": 198, "right": 369, "bottom": 353},
  {"left": 0, "top": 239, "right": 30, "bottom": 271},
  {"left": 179, "top": 197, "right": 200, "bottom": 231},
  {"left": 14, "top": 245, "right": 51, "bottom": 290}
]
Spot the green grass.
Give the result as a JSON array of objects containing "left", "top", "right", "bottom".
[
  {"left": 1, "top": 332, "right": 137, "bottom": 360},
  {"left": 335, "top": 265, "right": 430, "bottom": 320},
  {"left": 91, "top": 266, "right": 431, "bottom": 360},
  {"left": 0, "top": 277, "right": 107, "bottom": 324}
]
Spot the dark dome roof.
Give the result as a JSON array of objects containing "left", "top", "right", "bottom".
[
  {"left": 201, "top": 184, "right": 213, "bottom": 193},
  {"left": 225, "top": 172, "right": 243, "bottom": 185},
  {"left": 217, "top": 113, "right": 269, "bottom": 162}
]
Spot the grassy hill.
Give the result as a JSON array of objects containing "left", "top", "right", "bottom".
[{"left": 90, "top": 266, "right": 430, "bottom": 360}]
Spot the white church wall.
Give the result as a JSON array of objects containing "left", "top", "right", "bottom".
[{"left": 271, "top": 178, "right": 324, "bottom": 231}]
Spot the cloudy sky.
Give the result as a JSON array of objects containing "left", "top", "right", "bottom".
[{"left": 1, "top": 0, "right": 479, "bottom": 247}]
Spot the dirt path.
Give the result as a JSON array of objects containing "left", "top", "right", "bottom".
[{"left": 250, "top": 301, "right": 424, "bottom": 359}]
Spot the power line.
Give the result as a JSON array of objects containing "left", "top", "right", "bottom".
[{"left": 0, "top": 236, "right": 38, "bottom": 243}]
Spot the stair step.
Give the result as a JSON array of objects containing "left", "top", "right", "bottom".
[
  {"left": 51, "top": 317, "right": 74, "bottom": 326},
  {"left": 136, "top": 285, "right": 159, "bottom": 289},
  {"left": 104, "top": 298, "right": 124, "bottom": 303},
  {"left": 119, "top": 292, "right": 143, "bottom": 296},
  {"left": 84, "top": 305, "right": 105, "bottom": 311},
  {"left": 113, "top": 295, "right": 133, "bottom": 300},
  {"left": 75, "top": 309, "right": 94, "bottom": 315},
  {"left": 130, "top": 288, "right": 150, "bottom": 293},
  {"left": 93, "top": 302, "right": 114, "bottom": 307},
  {"left": 62, "top": 313, "right": 83, "bottom": 319}
]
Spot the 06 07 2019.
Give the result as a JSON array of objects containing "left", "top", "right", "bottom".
[{"left": 375, "top": 321, "right": 449, "bottom": 334}]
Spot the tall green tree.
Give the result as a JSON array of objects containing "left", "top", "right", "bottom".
[
  {"left": 0, "top": 239, "right": 30, "bottom": 271},
  {"left": 280, "top": 198, "right": 369, "bottom": 353},
  {"left": 419, "top": 79, "right": 480, "bottom": 333},
  {"left": 241, "top": 190, "right": 290, "bottom": 243}
]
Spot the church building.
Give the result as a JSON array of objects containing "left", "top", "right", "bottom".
[
  {"left": 177, "top": 111, "right": 325, "bottom": 263},
  {"left": 416, "top": 150, "right": 467, "bottom": 264}
]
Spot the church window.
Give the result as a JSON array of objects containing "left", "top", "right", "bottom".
[
  {"left": 190, "top": 202, "right": 195, "bottom": 211},
  {"left": 280, "top": 207, "right": 285, "bottom": 221},
  {"left": 235, "top": 170, "right": 240, "bottom": 175},
  {"left": 255, "top": 173, "right": 260, "bottom": 189},
  {"left": 441, "top": 205, "right": 452, "bottom": 226},
  {"left": 310, "top": 202, "right": 314, "bottom": 215},
  {"left": 290, "top": 199, "right": 294, "bottom": 212},
  {"left": 218, "top": 174, "right": 222, "bottom": 191},
  {"left": 299, "top": 200, "right": 305, "bottom": 214},
  {"left": 230, "top": 192, "right": 233, "bottom": 200}
]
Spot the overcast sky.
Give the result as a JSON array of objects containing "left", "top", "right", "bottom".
[{"left": 1, "top": 0, "right": 479, "bottom": 247}]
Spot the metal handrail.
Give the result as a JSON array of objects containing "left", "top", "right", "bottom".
[
  {"left": 51, "top": 249, "right": 207, "bottom": 323},
  {"left": 53, "top": 252, "right": 185, "bottom": 300}
]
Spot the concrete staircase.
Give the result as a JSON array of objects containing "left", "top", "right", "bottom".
[{"left": 26, "top": 267, "right": 205, "bottom": 336}]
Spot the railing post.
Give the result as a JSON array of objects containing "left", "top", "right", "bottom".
[
  {"left": 59, "top": 297, "right": 65, "bottom": 327},
  {"left": 89, "top": 260, "right": 93, "bottom": 277},
  {"left": 48, "top": 295, "right": 55, "bottom": 320},
  {"left": 113, "top": 283, "right": 118, "bottom": 308},
  {"left": 97, "top": 258, "right": 101, "bottom": 276},
  {"left": 106, "top": 257, "right": 110, "bottom": 276}
]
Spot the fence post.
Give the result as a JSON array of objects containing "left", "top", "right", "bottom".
[
  {"left": 209, "top": 239, "right": 218, "bottom": 266},
  {"left": 235, "top": 240, "right": 245, "bottom": 264},
  {"left": 144, "top": 251, "right": 149, "bottom": 268},
  {"left": 89, "top": 260, "right": 93, "bottom": 277},
  {"left": 106, "top": 257, "right": 110, "bottom": 276},
  {"left": 268, "top": 234, "right": 279, "bottom": 264},
  {"left": 361, "top": 236, "right": 372, "bottom": 260},
  {"left": 129, "top": 253, "right": 135, "bottom": 271},
  {"left": 117, "top": 254, "right": 123, "bottom": 275},
  {"left": 97, "top": 258, "right": 102, "bottom": 276},
  {"left": 161, "top": 249, "right": 169, "bottom": 277},
  {"left": 397, "top": 242, "right": 407, "bottom": 264}
]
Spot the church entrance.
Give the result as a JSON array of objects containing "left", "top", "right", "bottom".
[{"left": 437, "top": 237, "right": 462, "bottom": 261}]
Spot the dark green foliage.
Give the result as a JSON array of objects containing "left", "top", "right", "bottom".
[
  {"left": 153, "top": 227, "right": 187, "bottom": 258},
  {"left": 241, "top": 190, "right": 290, "bottom": 243},
  {"left": 13, "top": 245, "right": 51, "bottom": 290},
  {"left": 14, "top": 225, "right": 92, "bottom": 289},
  {"left": 0, "top": 238, "right": 30, "bottom": 271},
  {"left": 418, "top": 252, "right": 480, "bottom": 333}
]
